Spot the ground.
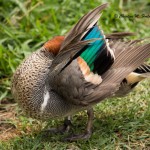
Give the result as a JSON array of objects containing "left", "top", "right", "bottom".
[{"left": 0, "top": 80, "right": 150, "bottom": 149}]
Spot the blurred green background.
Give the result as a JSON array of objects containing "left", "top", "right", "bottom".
[{"left": 0, "top": 0, "right": 150, "bottom": 149}]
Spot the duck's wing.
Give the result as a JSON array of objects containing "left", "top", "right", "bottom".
[
  {"left": 49, "top": 3, "right": 150, "bottom": 106},
  {"left": 84, "top": 41, "right": 150, "bottom": 105},
  {"left": 50, "top": 3, "right": 109, "bottom": 72}
]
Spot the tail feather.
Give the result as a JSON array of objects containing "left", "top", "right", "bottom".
[
  {"left": 134, "top": 64, "right": 150, "bottom": 74},
  {"left": 123, "top": 64, "right": 150, "bottom": 89},
  {"left": 133, "top": 64, "right": 150, "bottom": 79},
  {"left": 138, "top": 73, "right": 150, "bottom": 78}
]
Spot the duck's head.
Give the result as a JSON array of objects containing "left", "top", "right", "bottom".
[{"left": 43, "top": 36, "right": 65, "bottom": 56}]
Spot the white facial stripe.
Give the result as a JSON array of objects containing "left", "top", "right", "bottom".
[{"left": 41, "top": 87, "right": 50, "bottom": 113}]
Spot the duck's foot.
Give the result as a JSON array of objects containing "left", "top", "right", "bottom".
[
  {"left": 42, "top": 116, "right": 72, "bottom": 135},
  {"left": 64, "top": 108, "right": 94, "bottom": 142},
  {"left": 64, "top": 131, "right": 92, "bottom": 141},
  {"left": 42, "top": 108, "right": 94, "bottom": 141}
]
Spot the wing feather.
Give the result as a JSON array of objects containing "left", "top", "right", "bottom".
[
  {"left": 51, "top": 3, "right": 108, "bottom": 71},
  {"left": 84, "top": 43, "right": 150, "bottom": 104}
]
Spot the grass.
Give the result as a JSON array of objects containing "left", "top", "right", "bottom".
[{"left": 0, "top": 0, "right": 150, "bottom": 149}]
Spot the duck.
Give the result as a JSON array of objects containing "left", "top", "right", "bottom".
[{"left": 11, "top": 3, "right": 150, "bottom": 141}]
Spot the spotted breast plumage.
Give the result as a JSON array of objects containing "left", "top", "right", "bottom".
[{"left": 11, "top": 3, "right": 150, "bottom": 141}]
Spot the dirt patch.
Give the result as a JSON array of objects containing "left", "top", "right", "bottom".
[
  {"left": 0, "top": 124, "right": 21, "bottom": 141},
  {"left": 0, "top": 103, "right": 43, "bottom": 142},
  {"left": 0, "top": 103, "right": 22, "bottom": 141}
]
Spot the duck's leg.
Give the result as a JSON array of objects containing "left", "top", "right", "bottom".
[
  {"left": 43, "top": 116, "right": 72, "bottom": 134},
  {"left": 64, "top": 108, "right": 94, "bottom": 141},
  {"left": 62, "top": 116, "right": 72, "bottom": 133}
]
